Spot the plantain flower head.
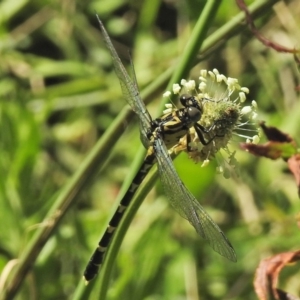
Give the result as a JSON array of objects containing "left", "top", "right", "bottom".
[{"left": 163, "top": 68, "right": 260, "bottom": 177}]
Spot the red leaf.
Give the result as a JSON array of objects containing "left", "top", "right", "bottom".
[
  {"left": 241, "top": 122, "right": 297, "bottom": 160},
  {"left": 260, "top": 122, "right": 293, "bottom": 143},
  {"left": 241, "top": 122, "right": 299, "bottom": 197},
  {"left": 254, "top": 251, "right": 300, "bottom": 300},
  {"left": 241, "top": 141, "right": 297, "bottom": 160}
]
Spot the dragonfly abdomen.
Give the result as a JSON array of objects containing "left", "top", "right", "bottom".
[{"left": 83, "top": 152, "right": 156, "bottom": 282}]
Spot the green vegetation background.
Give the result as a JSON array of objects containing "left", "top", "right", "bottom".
[{"left": 1, "top": 0, "right": 300, "bottom": 299}]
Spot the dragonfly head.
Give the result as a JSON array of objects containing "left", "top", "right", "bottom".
[{"left": 179, "top": 94, "right": 202, "bottom": 124}]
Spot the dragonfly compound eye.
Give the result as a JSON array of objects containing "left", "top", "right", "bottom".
[
  {"left": 179, "top": 94, "right": 193, "bottom": 107},
  {"left": 187, "top": 107, "right": 201, "bottom": 123},
  {"left": 180, "top": 94, "right": 203, "bottom": 113}
]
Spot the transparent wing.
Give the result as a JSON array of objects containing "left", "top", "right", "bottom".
[
  {"left": 153, "top": 137, "right": 237, "bottom": 262},
  {"left": 96, "top": 15, "right": 152, "bottom": 142}
]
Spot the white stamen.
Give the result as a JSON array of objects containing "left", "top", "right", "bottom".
[
  {"left": 200, "top": 70, "right": 207, "bottom": 77},
  {"left": 252, "top": 135, "right": 260, "bottom": 144},
  {"left": 216, "top": 74, "right": 223, "bottom": 83},
  {"left": 163, "top": 91, "right": 171, "bottom": 98},
  {"left": 208, "top": 71, "right": 215, "bottom": 78},
  {"left": 173, "top": 84, "right": 181, "bottom": 94},
  {"left": 199, "top": 82, "right": 206, "bottom": 92},
  {"left": 185, "top": 80, "right": 196, "bottom": 91},
  {"left": 240, "top": 106, "right": 252, "bottom": 115},
  {"left": 241, "top": 87, "right": 249, "bottom": 94},
  {"left": 251, "top": 112, "right": 258, "bottom": 120},
  {"left": 251, "top": 100, "right": 257, "bottom": 108},
  {"left": 239, "top": 92, "right": 246, "bottom": 103},
  {"left": 180, "top": 79, "right": 187, "bottom": 86}
]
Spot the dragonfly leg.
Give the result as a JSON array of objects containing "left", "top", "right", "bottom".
[
  {"left": 186, "top": 130, "right": 193, "bottom": 152},
  {"left": 194, "top": 118, "right": 228, "bottom": 146}
]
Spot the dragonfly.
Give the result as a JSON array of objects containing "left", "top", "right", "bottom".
[{"left": 83, "top": 15, "right": 237, "bottom": 283}]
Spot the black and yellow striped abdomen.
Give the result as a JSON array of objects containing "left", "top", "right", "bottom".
[{"left": 83, "top": 107, "right": 199, "bottom": 282}]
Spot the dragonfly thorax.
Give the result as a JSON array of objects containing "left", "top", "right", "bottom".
[
  {"left": 147, "top": 95, "right": 204, "bottom": 149},
  {"left": 146, "top": 106, "right": 200, "bottom": 149}
]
